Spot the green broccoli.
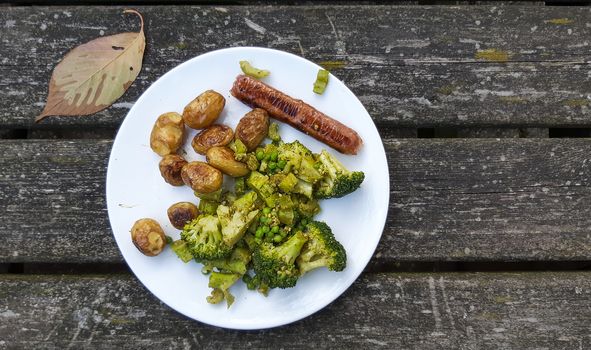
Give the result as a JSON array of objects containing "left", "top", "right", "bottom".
[
  {"left": 252, "top": 231, "right": 308, "bottom": 288},
  {"left": 180, "top": 215, "right": 232, "bottom": 260},
  {"left": 207, "top": 271, "right": 241, "bottom": 308},
  {"left": 268, "top": 122, "right": 282, "bottom": 143},
  {"left": 202, "top": 246, "right": 252, "bottom": 275},
  {"left": 171, "top": 239, "right": 193, "bottom": 263},
  {"left": 278, "top": 141, "right": 323, "bottom": 184},
  {"left": 296, "top": 221, "right": 346, "bottom": 275},
  {"left": 247, "top": 171, "right": 277, "bottom": 207},
  {"left": 217, "top": 191, "right": 261, "bottom": 246},
  {"left": 314, "top": 150, "right": 365, "bottom": 199}
]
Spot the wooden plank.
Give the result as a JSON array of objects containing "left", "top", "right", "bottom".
[
  {"left": 1, "top": 6, "right": 590, "bottom": 129},
  {"left": 1, "top": 138, "right": 589, "bottom": 263},
  {"left": 0, "top": 272, "right": 590, "bottom": 348}
]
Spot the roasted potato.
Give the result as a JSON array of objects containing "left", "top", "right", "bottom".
[
  {"left": 182, "top": 90, "right": 225, "bottom": 129},
  {"left": 206, "top": 146, "right": 250, "bottom": 177},
  {"left": 192, "top": 124, "right": 234, "bottom": 155},
  {"left": 159, "top": 154, "right": 188, "bottom": 186},
  {"left": 235, "top": 108, "right": 269, "bottom": 151},
  {"left": 167, "top": 202, "right": 199, "bottom": 229},
  {"left": 131, "top": 218, "right": 166, "bottom": 256},
  {"left": 181, "top": 161, "right": 223, "bottom": 193},
  {"left": 150, "top": 112, "right": 184, "bottom": 156}
]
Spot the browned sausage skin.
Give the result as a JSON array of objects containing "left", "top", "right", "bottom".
[{"left": 230, "top": 75, "right": 363, "bottom": 155}]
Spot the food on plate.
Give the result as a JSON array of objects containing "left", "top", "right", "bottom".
[
  {"left": 239, "top": 60, "right": 270, "bottom": 78},
  {"left": 205, "top": 146, "right": 250, "bottom": 177},
  {"left": 235, "top": 108, "right": 270, "bottom": 151},
  {"left": 181, "top": 161, "right": 223, "bottom": 193},
  {"left": 140, "top": 74, "right": 367, "bottom": 307},
  {"left": 159, "top": 154, "right": 188, "bottom": 186},
  {"left": 131, "top": 218, "right": 166, "bottom": 256},
  {"left": 231, "top": 74, "right": 363, "bottom": 155},
  {"left": 296, "top": 221, "right": 346, "bottom": 275},
  {"left": 312, "top": 69, "right": 329, "bottom": 95},
  {"left": 191, "top": 124, "right": 234, "bottom": 155},
  {"left": 252, "top": 231, "right": 308, "bottom": 288},
  {"left": 167, "top": 202, "right": 200, "bottom": 229},
  {"left": 182, "top": 90, "right": 225, "bottom": 129},
  {"left": 150, "top": 112, "right": 185, "bottom": 156},
  {"left": 314, "top": 150, "right": 365, "bottom": 199}
]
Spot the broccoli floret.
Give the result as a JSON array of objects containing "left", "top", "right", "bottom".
[
  {"left": 207, "top": 271, "right": 241, "bottom": 308},
  {"left": 171, "top": 239, "right": 193, "bottom": 263},
  {"left": 247, "top": 171, "right": 277, "bottom": 207},
  {"left": 296, "top": 221, "right": 346, "bottom": 275},
  {"left": 217, "top": 191, "right": 261, "bottom": 246},
  {"left": 293, "top": 194, "right": 321, "bottom": 218},
  {"left": 293, "top": 179, "right": 313, "bottom": 199},
  {"left": 278, "top": 141, "right": 323, "bottom": 184},
  {"left": 180, "top": 215, "right": 232, "bottom": 260},
  {"left": 314, "top": 150, "right": 365, "bottom": 199},
  {"left": 202, "top": 246, "right": 252, "bottom": 275},
  {"left": 253, "top": 231, "right": 308, "bottom": 288},
  {"left": 268, "top": 122, "right": 282, "bottom": 143}
]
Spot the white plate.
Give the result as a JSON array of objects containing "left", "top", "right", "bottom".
[{"left": 106, "top": 47, "right": 389, "bottom": 329}]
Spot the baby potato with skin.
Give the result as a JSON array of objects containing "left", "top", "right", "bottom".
[
  {"left": 235, "top": 108, "right": 269, "bottom": 151},
  {"left": 159, "top": 154, "right": 188, "bottom": 186},
  {"left": 131, "top": 218, "right": 166, "bottom": 256},
  {"left": 167, "top": 202, "right": 199, "bottom": 229},
  {"left": 181, "top": 161, "right": 223, "bottom": 193},
  {"left": 192, "top": 124, "right": 234, "bottom": 155},
  {"left": 150, "top": 112, "right": 185, "bottom": 156},
  {"left": 206, "top": 146, "right": 249, "bottom": 177},
  {"left": 182, "top": 90, "right": 225, "bottom": 129}
]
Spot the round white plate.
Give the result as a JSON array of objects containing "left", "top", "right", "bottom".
[{"left": 106, "top": 47, "right": 389, "bottom": 330}]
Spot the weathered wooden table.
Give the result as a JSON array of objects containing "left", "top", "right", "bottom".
[{"left": 1, "top": 2, "right": 590, "bottom": 348}]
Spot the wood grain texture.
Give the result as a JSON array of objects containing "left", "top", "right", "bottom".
[
  {"left": 0, "top": 272, "right": 590, "bottom": 348},
  {"left": 1, "top": 138, "right": 589, "bottom": 263},
  {"left": 1, "top": 6, "right": 590, "bottom": 128}
]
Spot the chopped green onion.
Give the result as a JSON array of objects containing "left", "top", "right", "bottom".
[
  {"left": 313, "top": 69, "right": 329, "bottom": 94},
  {"left": 240, "top": 60, "right": 270, "bottom": 79}
]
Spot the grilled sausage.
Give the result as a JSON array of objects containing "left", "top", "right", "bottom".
[{"left": 230, "top": 75, "right": 363, "bottom": 155}]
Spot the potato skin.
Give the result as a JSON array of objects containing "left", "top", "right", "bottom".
[
  {"left": 182, "top": 90, "right": 225, "bottom": 129},
  {"left": 206, "top": 146, "right": 250, "bottom": 177},
  {"left": 235, "top": 108, "right": 269, "bottom": 151},
  {"left": 150, "top": 112, "right": 185, "bottom": 156},
  {"left": 181, "top": 161, "right": 223, "bottom": 193},
  {"left": 159, "top": 154, "right": 188, "bottom": 186},
  {"left": 131, "top": 218, "right": 166, "bottom": 256},
  {"left": 191, "top": 124, "right": 234, "bottom": 155},
  {"left": 167, "top": 202, "right": 199, "bottom": 229}
]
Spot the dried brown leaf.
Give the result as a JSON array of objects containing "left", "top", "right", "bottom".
[{"left": 36, "top": 9, "right": 145, "bottom": 123}]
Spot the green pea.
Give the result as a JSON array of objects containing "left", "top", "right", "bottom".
[
  {"left": 256, "top": 150, "right": 264, "bottom": 160},
  {"left": 268, "top": 162, "right": 277, "bottom": 170},
  {"left": 264, "top": 153, "right": 271, "bottom": 161},
  {"left": 273, "top": 235, "right": 283, "bottom": 243},
  {"left": 271, "top": 226, "right": 279, "bottom": 234},
  {"left": 259, "top": 216, "right": 267, "bottom": 223},
  {"left": 277, "top": 160, "right": 286, "bottom": 169},
  {"left": 255, "top": 228, "right": 264, "bottom": 238},
  {"left": 270, "top": 152, "right": 278, "bottom": 162},
  {"left": 263, "top": 207, "right": 271, "bottom": 215},
  {"left": 262, "top": 226, "right": 270, "bottom": 234}
]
